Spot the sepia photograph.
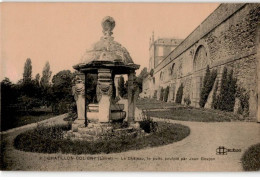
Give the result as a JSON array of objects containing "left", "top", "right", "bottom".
[{"left": 0, "top": 1, "right": 260, "bottom": 172}]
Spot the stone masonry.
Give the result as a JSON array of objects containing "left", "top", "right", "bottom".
[{"left": 142, "top": 3, "right": 260, "bottom": 121}]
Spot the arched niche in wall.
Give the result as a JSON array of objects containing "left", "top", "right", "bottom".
[
  {"left": 192, "top": 45, "right": 209, "bottom": 107},
  {"left": 170, "top": 63, "right": 176, "bottom": 78},
  {"left": 193, "top": 45, "right": 208, "bottom": 72}
]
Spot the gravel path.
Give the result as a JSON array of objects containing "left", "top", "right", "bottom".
[{"left": 1, "top": 114, "right": 259, "bottom": 172}]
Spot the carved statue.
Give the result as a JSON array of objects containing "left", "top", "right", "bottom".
[
  {"left": 72, "top": 76, "right": 85, "bottom": 120},
  {"left": 101, "top": 16, "right": 115, "bottom": 37}
]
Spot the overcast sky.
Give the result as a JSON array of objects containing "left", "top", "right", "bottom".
[{"left": 1, "top": 3, "right": 219, "bottom": 83}]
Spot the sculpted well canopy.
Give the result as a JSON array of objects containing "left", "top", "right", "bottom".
[{"left": 74, "top": 16, "right": 137, "bottom": 72}]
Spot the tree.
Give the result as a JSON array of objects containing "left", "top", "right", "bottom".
[
  {"left": 40, "top": 61, "right": 52, "bottom": 88},
  {"left": 199, "top": 65, "right": 217, "bottom": 108},
  {"left": 211, "top": 80, "right": 219, "bottom": 109},
  {"left": 50, "top": 70, "right": 76, "bottom": 113},
  {"left": 164, "top": 86, "right": 170, "bottom": 102},
  {"left": 226, "top": 69, "right": 237, "bottom": 111},
  {"left": 23, "top": 58, "right": 32, "bottom": 83},
  {"left": 217, "top": 67, "right": 228, "bottom": 110},
  {"left": 175, "top": 83, "right": 184, "bottom": 104},
  {"left": 135, "top": 67, "right": 149, "bottom": 93},
  {"left": 35, "top": 73, "right": 40, "bottom": 86},
  {"left": 52, "top": 70, "right": 75, "bottom": 102},
  {"left": 216, "top": 67, "right": 237, "bottom": 112}
]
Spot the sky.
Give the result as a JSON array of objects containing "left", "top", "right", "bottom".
[{"left": 1, "top": 2, "right": 219, "bottom": 83}]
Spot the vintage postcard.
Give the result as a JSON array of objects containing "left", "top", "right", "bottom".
[{"left": 0, "top": 2, "right": 260, "bottom": 172}]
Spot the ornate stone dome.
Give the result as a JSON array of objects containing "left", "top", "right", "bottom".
[{"left": 79, "top": 16, "right": 134, "bottom": 65}]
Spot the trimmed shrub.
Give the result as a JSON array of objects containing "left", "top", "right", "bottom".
[
  {"left": 14, "top": 122, "right": 190, "bottom": 155},
  {"left": 139, "top": 110, "right": 158, "bottom": 133},
  {"left": 153, "top": 90, "right": 157, "bottom": 99},
  {"left": 226, "top": 69, "right": 237, "bottom": 111},
  {"left": 159, "top": 88, "right": 164, "bottom": 101},
  {"left": 199, "top": 66, "right": 217, "bottom": 108},
  {"left": 211, "top": 80, "right": 219, "bottom": 109},
  {"left": 175, "top": 84, "right": 184, "bottom": 104},
  {"left": 236, "top": 87, "right": 249, "bottom": 117},
  {"left": 184, "top": 96, "right": 191, "bottom": 106},
  {"left": 241, "top": 143, "right": 260, "bottom": 171},
  {"left": 163, "top": 86, "right": 170, "bottom": 102},
  {"left": 216, "top": 67, "right": 237, "bottom": 112},
  {"left": 217, "top": 67, "right": 228, "bottom": 110}
]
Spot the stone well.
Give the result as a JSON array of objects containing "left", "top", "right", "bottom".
[{"left": 64, "top": 16, "right": 143, "bottom": 141}]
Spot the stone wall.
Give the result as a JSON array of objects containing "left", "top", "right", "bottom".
[{"left": 144, "top": 3, "right": 260, "bottom": 120}]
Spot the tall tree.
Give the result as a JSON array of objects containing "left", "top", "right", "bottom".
[
  {"left": 40, "top": 61, "right": 52, "bottom": 88},
  {"left": 23, "top": 58, "right": 32, "bottom": 83},
  {"left": 35, "top": 73, "right": 40, "bottom": 86},
  {"left": 52, "top": 70, "right": 75, "bottom": 101},
  {"left": 135, "top": 67, "right": 149, "bottom": 93},
  {"left": 218, "top": 67, "right": 228, "bottom": 110}
]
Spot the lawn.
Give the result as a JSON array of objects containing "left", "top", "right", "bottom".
[
  {"left": 136, "top": 98, "right": 179, "bottom": 110},
  {"left": 1, "top": 108, "right": 56, "bottom": 131},
  {"left": 137, "top": 98, "right": 242, "bottom": 122}
]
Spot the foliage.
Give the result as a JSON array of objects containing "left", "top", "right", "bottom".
[
  {"left": 23, "top": 58, "right": 32, "bottom": 83},
  {"left": 51, "top": 70, "right": 75, "bottom": 101},
  {"left": 118, "top": 75, "right": 127, "bottom": 98},
  {"left": 64, "top": 102, "right": 77, "bottom": 121},
  {"left": 226, "top": 69, "right": 237, "bottom": 111},
  {"left": 236, "top": 87, "right": 249, "bottom": 117},
  {"left": 153, "top": 90, "right": 157, "bottom": 99},
  {"left": 40, "top": 61, "right": 52, "bottom": 88},
  {"left": 17, "top": 95, "right": 42, "bottom": 110},
  {"left": 241, "top": 143, "right": 260, "bottom": 171},
  {"left": 135, "top": 67, "right": 149, "bottom": 93},
  {"left": 211, "top": 80, "right": 219, "bottom": 109},
  {"left": 175, "top": 83, "right": 184, "bottom": 104},
  {"left": 163, "top": 86, "right": 170, "bottom": 102},
  {"left": 150, "top": 69, "right": 154, "bottom": 77},
  {"left": 184, "top": 96, "right": 191, "bottom": 106},
  {"left": 35, "top": 73, "right": 40, "bottom": 86},
  {"left": 199, "top": 65, "right": 217, "bottom": 108},
  {"left": 139, "top": 110, "right": 158, "bottom": 133},
  {"left": 159, "top": 88, "right": 164, "bottom": 101},
  {"left": 215, "top": 67, "right": 237, "bottom": 112},
  {"left": 14, "top": 122, "right": 190, "bottom": 154},
  {"left": 85, "top": 74, "right": 98, "bottom": 103}
]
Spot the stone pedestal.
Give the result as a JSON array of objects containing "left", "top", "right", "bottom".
[
  {"left": 97, "top": 69, "right": 113, "bottom": 123},
  {"left": 72, "top": 77, "right": 86, "bottom": 129}
]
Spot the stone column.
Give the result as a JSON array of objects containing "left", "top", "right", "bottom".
[
  {"left": 114, "top": 76, "right": 120, "bottom": 97},
  {"left": 96, "top": 69, "right": 113, "bottom": 123},
  {"left": 127, "top": 71, "right": 135, "bottom": 123}
]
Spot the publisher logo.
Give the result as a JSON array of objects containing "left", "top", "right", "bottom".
[{"left": 216, "top": 146, "right": 241, "bottom": 155}]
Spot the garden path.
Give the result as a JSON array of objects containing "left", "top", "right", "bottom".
[{"left": 1, "top": 114, "right": 260, "bottom": 171}]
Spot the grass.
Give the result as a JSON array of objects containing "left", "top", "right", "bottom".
[
  {"left": 137, "top": 98, "right": 242, "bottom": 122},
  {"left": 146, "top": 109, "right": 233, "bottom": 122},
  {"left": 241, "top": 143, "right": 260, "bottom": 171},
  {"left": 136, "top": 98, "right": 179, "bottom": 110},
  {"left": 1, "top": 109, "right": 55, "bottom": 131},
  {"left": 14, "top": 122, "right": 190, "bottom": 155}
]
